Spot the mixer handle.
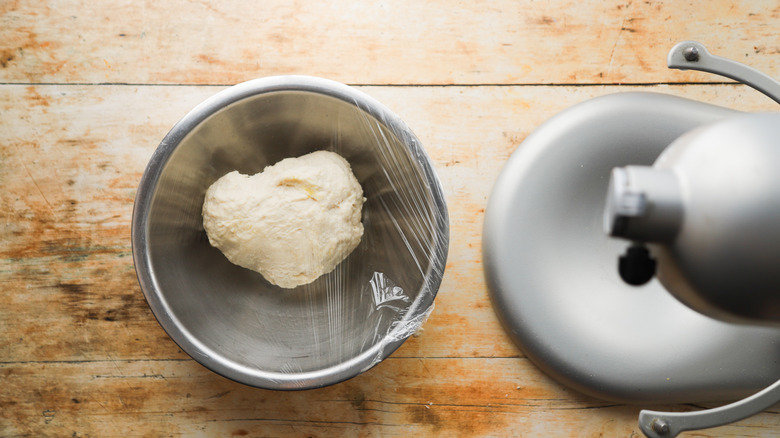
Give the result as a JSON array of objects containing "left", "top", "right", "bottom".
[
  {"left": 638, "top": 377, "right": 780, "bottom": 438},
  {"left": 667, "top": 40, "right": 780, "bottom": 105}
]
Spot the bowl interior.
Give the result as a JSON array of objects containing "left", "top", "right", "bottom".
[{"left": 142, "top": 88, "right": 444, "bottom": 387}]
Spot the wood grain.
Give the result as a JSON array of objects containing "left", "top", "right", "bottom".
[
  {"left": 3, "top": 83, "right": 780, "bottom": 437},
  {"left": 4, "top": 0, "right": 780, "bottom": 435},
  {"left": 1, "top": 0, "right": 779, "bottom": 85},
  {"left": 3, "top": 357, "right": 779, "bottom": 437}
]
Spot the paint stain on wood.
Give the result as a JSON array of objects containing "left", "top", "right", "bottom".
[
  {"left": 0, "top": 49, "right": 16, "bottom": 68},
  {"left": 406, "top": 404, "right": 443, "bottom": 432},
  {"left": 197, "top": 54, "right": 220, "bottom": 65},
  {"left": 533, "top": 15, "right": 557, "bottom": 25},
  {"left": 1, "top": 28, "right": 64, "bottom": 78}
]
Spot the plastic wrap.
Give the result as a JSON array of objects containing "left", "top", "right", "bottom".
[{"left": 132, "top": 76, "right": 449, "bottom": 390}]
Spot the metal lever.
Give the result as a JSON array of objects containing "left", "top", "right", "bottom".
[
  {"left": 667, "top": 40, "right": 780, "bottom": 105},
  {"left": 639, "top": 377, "right": 780, "bottom": 438},
  {"left": 636, "top": 41, "right": 780, "bottom": 438}
]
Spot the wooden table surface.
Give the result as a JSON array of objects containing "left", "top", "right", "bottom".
[{"left": 3, "top": 1, "right": 780, "bottom": 436}]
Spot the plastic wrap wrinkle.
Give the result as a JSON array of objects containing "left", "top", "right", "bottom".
[
  {"left": 363, "top": 302, "right": 436, "bottom": 373},
  {"left": 351, "top": 99, "right": 441, "bottom": 371},
  {"left": 370, "top": 272, "right": 410, "bottom": 310}
]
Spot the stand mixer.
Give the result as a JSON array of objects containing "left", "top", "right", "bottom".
[{"left": 483, "top": 41, "right": 780, "bottom": 437}]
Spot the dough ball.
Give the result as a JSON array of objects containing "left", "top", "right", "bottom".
[{"left": 202, "top": 150, "right": 365, "bottom": 288}]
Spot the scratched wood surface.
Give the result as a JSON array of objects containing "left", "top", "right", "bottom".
[{"left": 2, "top": 1, "right": 780, "bottom": 437}]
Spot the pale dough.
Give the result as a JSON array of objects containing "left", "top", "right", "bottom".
[{"left": 202, "top": 150, "right": 365, "bottom": 288}]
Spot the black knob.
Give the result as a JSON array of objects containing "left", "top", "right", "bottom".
[{"left": 619, "top": 243, "right": 656, "bottom": 286}]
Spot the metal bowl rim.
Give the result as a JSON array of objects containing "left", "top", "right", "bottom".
[{"left": 131, "top": 75, "right": 449, "bottom": 390}]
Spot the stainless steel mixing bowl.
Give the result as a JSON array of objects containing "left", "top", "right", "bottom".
[{"left": 132, "top": 76, "right": 449, "bottom": 389}]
